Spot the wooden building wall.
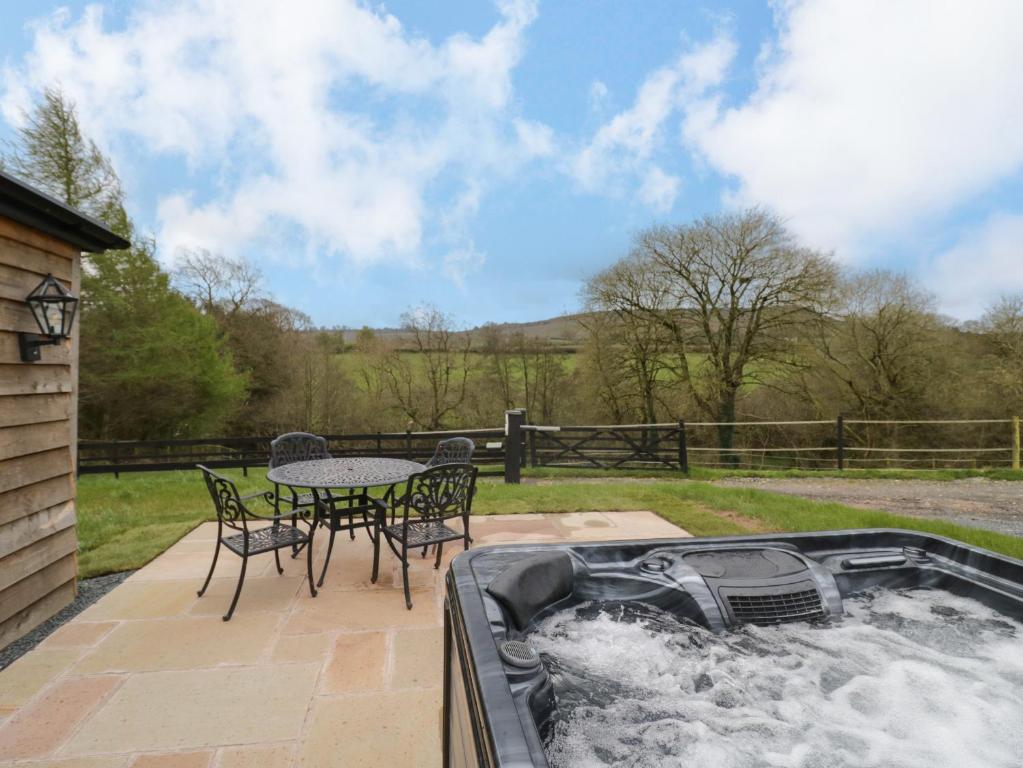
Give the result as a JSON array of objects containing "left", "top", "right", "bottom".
[{"left": 0, "top": 215, "right": 79, "bottom": 648}]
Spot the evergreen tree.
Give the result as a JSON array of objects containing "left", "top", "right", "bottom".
[{"left": 3, "top": 87, "right": 246, "bottom": 438}]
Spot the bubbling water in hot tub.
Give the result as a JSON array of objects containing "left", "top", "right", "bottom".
[{"left": 529, "top": 588, "right": 1023, "bottom": 768}]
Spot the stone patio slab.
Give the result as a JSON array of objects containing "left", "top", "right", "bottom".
[
  {"left": 73, "top": 611, "right": 280, "bottom": 673},
  {"left": 297, "top": 689, "right": 441, "bottom": 768},
  {"left": 0, "top": 674, "right": 122, "bottom": 760},
  {"left": 63, "top": 664, "right": 319, "bottom": 755}
]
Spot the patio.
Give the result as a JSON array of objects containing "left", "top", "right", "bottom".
[{"left": 0, "top": 511, "right": 687, "bottom": 768}]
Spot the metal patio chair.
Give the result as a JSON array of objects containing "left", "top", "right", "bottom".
[
  {"left": 425, "top": 436, "right": 476, "bottom": 467},
  {"left": 269, "top": 431, "right": 332, "bottom": 515},
  {"left": 196, "top": 465, "right": 317, "bottom": 621},
  {"left": 389, "top": 436, "right": 476, "bottom": 525},
  {"left": 373, "top": 463, "right": 478, "bottom": 609}
]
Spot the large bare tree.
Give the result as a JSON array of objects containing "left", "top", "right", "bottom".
[
  {"left": 588, "top": 208, "right": 836, "bottom": 455},
  {"left": 375, "top": 306, "right": 473, "bottom": 429},
  {"left": 803, "top": 270, "right": 937, "bottom": 421}
]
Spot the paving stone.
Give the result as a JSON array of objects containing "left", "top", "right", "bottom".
[
  {"left": 129, "top": 751, "right": 212, "bottom": 768},
  {"left": 321, "top": 632, "right": 387, "bottom": 694},
  {"left": 76, "top": 582, "right": 197, "bottom": 622},
  {"left": 0, "top": 675, "right": 121, "bottom": 759},
  {"left": 217, "top": 743, "right": 295, "bottom": 768},
  {"left": 128, "top": 550, "right": 275, "bottom": 582},
  {"left": 271, "top": 633, "right": 331, "bottom": 664},
  {"left": 0, "top": 648, "right": 81, "bottom": 710},
  {"left": 74, "top": 612, "right": 280, "bottom": 674},
  {"left": 0, "top": 758, "right": 128, "bottom": 768},
  {"left": 39, "top": 623, "right": 118, "bottom": 650},
  {"left": 63, "top": 665, "right": 319, "bottom": 755},
  {"left": 390, "top": 627, "right": 443, "bottom": 690},
  {"left": 297, "top": 688, "right": 441, "bottom": 768},
  {"left": 283, "top": 588, "right": 440, "bottom": 635},
  {"left": 188, "top": 576, "right": 303, "bottom": 617}
]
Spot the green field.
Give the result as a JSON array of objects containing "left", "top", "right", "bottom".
[{"left": 76, "top": 469, "right": 1023, "bottom": 579}]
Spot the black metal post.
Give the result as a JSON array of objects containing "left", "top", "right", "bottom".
[
  {"left": 529, "top": 428, "right": 537, "bottom": 468},
  {"left": 678, "top": 419, "right": 689, "bottom": 474},
  {"left": 836, "top": 415, "right": 845, "bottom": 471},
  {"left": 112, "top": 441, "right": 120, "bottom": 480},
  {"left": 505, "top": 409, "right": 524, "bottom": 484},
  {"left": 405, "top": 427, "right": 412, "bottom": 461}
]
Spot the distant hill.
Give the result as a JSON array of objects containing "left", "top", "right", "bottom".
[{"left": 336, "top": 312, "right": 594, "bottom": 348}]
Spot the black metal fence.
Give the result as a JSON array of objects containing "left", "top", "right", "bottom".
[{"left": 77, "top": 415, "right": 1021, "bottom": 481}]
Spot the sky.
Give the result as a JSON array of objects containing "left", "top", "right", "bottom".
[{"left": 1, "top": 0, "right": 1022, "bottom": 328}]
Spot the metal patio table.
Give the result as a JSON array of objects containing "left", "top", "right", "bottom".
[{"left": 267, "top": 457, "right": 426, "bottom": 587}]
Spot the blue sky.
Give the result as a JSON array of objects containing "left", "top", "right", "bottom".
[{"left": 2, "top": 1, "right": 1022, "bottom": 327}]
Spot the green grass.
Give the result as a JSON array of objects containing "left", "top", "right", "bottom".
[{"left": 75, "top": 468, "right": 1023, "bottom": 579}]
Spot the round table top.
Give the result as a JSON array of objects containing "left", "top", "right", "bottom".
[{"left": 267, "top": 457, "right": 426, "bottom": 489}]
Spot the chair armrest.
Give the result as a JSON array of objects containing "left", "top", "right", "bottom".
[{"left": 240, "top": 490, "right": 276, "bottom": 505}]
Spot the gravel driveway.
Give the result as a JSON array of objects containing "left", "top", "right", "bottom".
[{"left": 717, "top": 477, "right": 1023, "bottom": 538}]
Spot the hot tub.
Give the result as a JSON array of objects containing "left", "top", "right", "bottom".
[{"left": 443, "top": 530, "right": 1023, "bottom": 767}]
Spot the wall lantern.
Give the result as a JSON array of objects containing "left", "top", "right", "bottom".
[{"left": 18, "top": 274, "right": 79, "bottom": 362}]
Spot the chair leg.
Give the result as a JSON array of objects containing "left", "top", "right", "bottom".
[
  {"left": 273, "top": 546, "right": 284, "bottom": 575},
  {"left": 401, "top": 542, "right": 412, "bottom": 609},
  {"left": 224, "top": 555, "right": 247, "bottom": 621},
  {"left": 197, "top": 539, "right": 221, "bottom": 597},
  {"left": 305, "top": 537, "right": 318, "bottom": 597},
  {"left": 317, "top": 527, "right": 338, "bottom": 588},
  {"left": 434, "top": 541, "right": 444, "bottom": 569},
  {"left": 402, "top": 562, "right": 412, "bottom": 610},
  {"left": 291, "top": 511, "right": 301, "bottom": 558},
  {"left": 371, "top": 525, "right": 381, "bottom": 584}
]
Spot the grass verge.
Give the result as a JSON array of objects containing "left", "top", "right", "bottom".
[{"left": 77, "top": 469, "right": 1023, "bottom": 579}]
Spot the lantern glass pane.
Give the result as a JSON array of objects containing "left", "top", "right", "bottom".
[{"left": 43, "top": 302, "right": 62, "bottom": 335}]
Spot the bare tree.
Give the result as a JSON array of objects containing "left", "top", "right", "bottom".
[
  {"left": 976, "top": 294, "right": 1023, "bottom": 410},
  {"left": 588, "top": 209, "right": 836, "bottom": 455},
  {"left": 173, "top": 249, "right": 263, "bottom": 315},
  {"left": 805, "top": 270, "right": 937, "bottom": 420},
  {"left": 375, "top": 306, "right": 473, "bottom": 429}
]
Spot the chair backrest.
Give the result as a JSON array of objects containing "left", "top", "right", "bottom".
[
  {"left": 197, "top": 464, "right": 248, "bottom": 531},
  {"left": 401, "top": 463, "right": 478, "bottom": 525},
  {"left": 269, "top": 432, "right": 331, "bottom": 468},
  {"left": 425, "top": 436, "right": 475, "bottom": 468}
]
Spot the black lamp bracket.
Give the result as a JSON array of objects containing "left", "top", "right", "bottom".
[{"left": 18, "top": 332, "right": 60, "bottom": 362}]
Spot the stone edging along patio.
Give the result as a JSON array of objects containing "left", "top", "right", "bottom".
[{"left": 0, "top": 511, "right": 687, "bottom": 768}]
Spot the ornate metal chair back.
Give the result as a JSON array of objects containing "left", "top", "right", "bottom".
[
  {"left": 402, "top": 463, "right": 477, "bottom": 525},
  {"left": 269, "top": 432, "right": 331, "bottom": 468},
  {"left": 425, "top": 436, "right": 475, "bottom": 468},
  {"left": 198, "top": 464, "right": 248, "bottom": 532}
]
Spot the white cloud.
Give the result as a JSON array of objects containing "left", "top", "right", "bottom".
[
  {"left": 926, "top": 212, "right": 1023, "bottom": 319},
  {"left": 638, "top": 166, "right": 681, "bottom": 212},
  {"left": 571, "top": 32, "right": 735, "bottom": 207},
  {"left": 1, "top": 0, "right": 545, "bottom": 279},
  {"left": 682, "top": 0, "right": 1023, "bottom": 255},
  {"left": 443, "top": 242, "right": 486, "bottom": 288}
]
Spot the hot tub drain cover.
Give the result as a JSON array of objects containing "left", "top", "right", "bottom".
[{"left": 499, "top": 640, "right": 541, "bottom": 669}]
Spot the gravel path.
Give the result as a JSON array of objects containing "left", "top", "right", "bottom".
[
  {"left": 0, "top": 571, "right": 133, "bottom": 671},
  {"left": 717, "top": 477, "right": 1023, "bottom": 538}
]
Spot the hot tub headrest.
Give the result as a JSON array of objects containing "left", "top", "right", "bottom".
[{"left": 486, "top": 552, "right": 574, "bottom": 630}]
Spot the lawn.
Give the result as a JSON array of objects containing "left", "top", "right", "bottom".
[{"left": 75, "top": 468, "right": 1023, "bottom": 578}]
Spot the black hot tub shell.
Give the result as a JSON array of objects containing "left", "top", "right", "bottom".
[{"left": 442, "top": 529, "right": 1023, "bottom": 767}]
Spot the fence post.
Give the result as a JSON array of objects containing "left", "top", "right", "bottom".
[
  {"left": 405, "top": 424, "right": 413, "bottom": 461},
  {"left": 112, "top": 441, "right": 120, "bottom": 480},
  {"left": 505, "top": 409, "right": 524, "bottom": 484},
  {"left": 677, "top": 419, "right": 689, "bottom": 474},
  {"left": 529, "top": 428, "right": 537, "bottom": 468},
  {"left": 836, "top": 415, "right": 845, "bottom": 471},
  {"left": 1013, "top": 415, "right": 1020, "bottom": 471}
]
